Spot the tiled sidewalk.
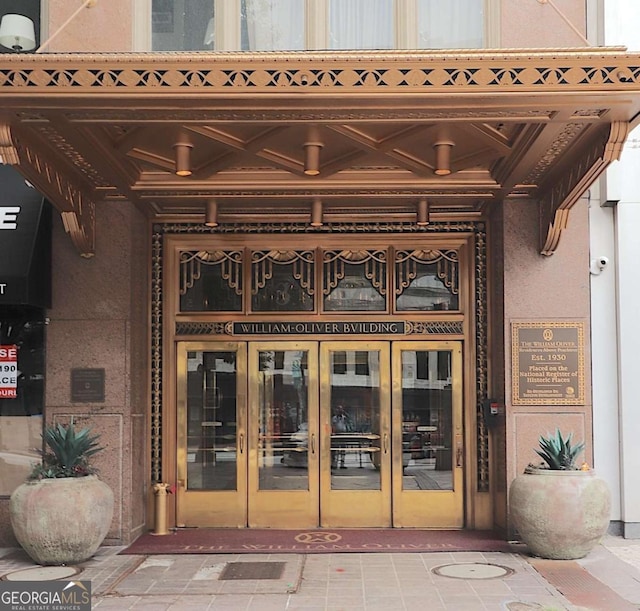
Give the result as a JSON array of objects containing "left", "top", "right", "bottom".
[{"left": 1, "top": 536, "right": 639, "bottom": 610}]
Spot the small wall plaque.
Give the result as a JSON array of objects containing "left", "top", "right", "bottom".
[
  {"left": 71, "top": 368, "right": 105, "bottom": 403},
  {"left": 512, "top": 321, "right": 585, "bottom": 405}
]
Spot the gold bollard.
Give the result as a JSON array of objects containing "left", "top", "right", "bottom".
[{"left": 152, "top": 482, "right": 171, "bottom": 535}]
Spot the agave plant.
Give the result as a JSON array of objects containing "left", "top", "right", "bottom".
[
  {"left": 29, "top": 422, "right": 103, "bottom": 480},
  {"left": 535, "top": 429, "right": 585, "bottom": 470}
]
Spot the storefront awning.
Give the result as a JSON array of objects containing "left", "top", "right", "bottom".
[
  {"left": 1, "top": 48, "right": 640, "bottom": 257},
  {"left": 0, "top": 165, "right": 51, "bottom": 308}
]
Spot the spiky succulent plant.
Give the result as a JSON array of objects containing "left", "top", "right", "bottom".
[
  {"left": 29, "top": 422, "right": 103, "bottom": 480},
  {"left": 535, "top": 429, "right": 585, "bottom": 470}
]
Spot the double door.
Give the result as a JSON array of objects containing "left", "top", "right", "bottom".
[{"left": 176, "top": 340, "right": 463, "bottom": 528}]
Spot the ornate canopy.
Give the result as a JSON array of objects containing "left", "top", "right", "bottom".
[{"left": 1, "top": 48, "right": 640, "bottom": 256}]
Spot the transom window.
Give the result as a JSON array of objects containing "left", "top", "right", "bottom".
[
  {"left": 178, "top": 247, "right": 460, "bottom": 314},
  {"left": 150, "top": 0, "right": 488, "bottom": 52}
]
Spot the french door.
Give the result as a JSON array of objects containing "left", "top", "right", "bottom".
[{"left": 175, "top": 340, "right": 463, "bottom": 528}]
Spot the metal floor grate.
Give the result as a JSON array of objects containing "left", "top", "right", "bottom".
[{"left": 219, "top": 562, "right": 286, "bottom": 581}]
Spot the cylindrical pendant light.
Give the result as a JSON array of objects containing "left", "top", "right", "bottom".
[
  {"left": 417, "top": 199, "right": 430, "bottom": 226},
  {"left": 173, "top": 137, "right": 193, "bottom": 177},
  {"left": 433, "top": 140, "right": 455, "bottom": 176},
  {"left": 310, "top": 198, "right": 323, "bottom": 227},
  {"left": 205, "top": 199, "right": 218, "bottom": 227},
  {"left": 304, "top": 126, "right": 323, "bottom": 176}
]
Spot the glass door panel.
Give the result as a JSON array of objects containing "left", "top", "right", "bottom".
[
  {"left": 320, "top": 342, "right": 391, "bottom": 527},
  {"left": 392, "top": 341, "right": 463, "bottom": 527},
  {"left": 248, "top": 342, "right": 319, "bottom": 528},
  {"left": 176, "top": 342, "right": 247, "bottom": 527}
]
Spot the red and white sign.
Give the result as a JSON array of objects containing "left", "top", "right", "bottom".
[{"left": 0, "top": 344, "right": 18, "bottom": 398}]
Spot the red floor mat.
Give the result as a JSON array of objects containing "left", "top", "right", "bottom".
[{"left": 121, "top": 529, "right": 513, "bottom": 555}]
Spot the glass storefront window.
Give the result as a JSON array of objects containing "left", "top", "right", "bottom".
[
  {"left": 152, "top": 0, "right": 214, "bottom": 51},
  {"left": 177, "top": 246, "right": 461, "bottom": 314},
  {"left": 329, "top": 0, "right": 393, "bottom": 50},
  {"left": 241, "top": 0, "right": 304, "bottom": 51},
  {"left": 417, "top": 0, "right": 484, "bottom": 49},
  {"left": 0, "top": 306, "right": 45, "bottom": 496},
  {"left": 149, "top": 1, "right": 489, "bottom": 51}
]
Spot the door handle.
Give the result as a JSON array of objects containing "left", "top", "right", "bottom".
[
  {"left": 239, "top": 433, "right": 244, "bottom": 454},
  {"left": 383, "top": 433, "right": 389, "bottom": 454},
  {"left": 311, "top": 433, "right": 316, "bottom": 454},
  {"left": 456, "top": 434, "right": 463, "bottom": 467}
]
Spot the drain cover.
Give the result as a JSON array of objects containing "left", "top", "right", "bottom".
[
  {"left": 219, "top": 562, "right": 286, "bottom": 581},
  {"left": 432, "top": 562, "right": 514, "bottom": 580},
  {"left": 2, "top": 566, "right": 82, "bottom": 582}
]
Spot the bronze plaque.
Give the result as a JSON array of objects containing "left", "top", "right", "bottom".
[
  {"left": 71, "top": 368, "right": 105, "bottom": 403},
  {"left": 512, "top": 321, "right": 585, "bottom": 405}
]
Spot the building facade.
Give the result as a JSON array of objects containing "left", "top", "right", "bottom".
[{"left": 0, "top": 0, "right": 638, "bottom": 545}]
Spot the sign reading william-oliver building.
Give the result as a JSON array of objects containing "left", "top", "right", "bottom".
[{"left": 512, "top": 321, "right": 585, "bottom": 405}]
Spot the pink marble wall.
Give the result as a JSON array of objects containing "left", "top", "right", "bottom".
[
  {"left": 45, "top": 0, "right": 132, "bottom": 53},
  {"left": 501, "top": 0, "right": 588, "bottom": 48},
  {"left": 9, "top": 202, "right": 148, "bottom": 547},
  {"left": 501, "top": 198, "right": 593, "bottom": 533}
]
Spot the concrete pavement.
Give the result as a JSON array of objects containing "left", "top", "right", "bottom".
[{"left": 1, "top": 534, "right": 639, "bottom": 610}]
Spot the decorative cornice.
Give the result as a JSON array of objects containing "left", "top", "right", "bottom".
[
  {"left": 539, "top": 120, "right": 629, "bottom": 255},
  {"left": 0, "top": 122, "right": 19, "bottom": 165},
  {"left": 19, "top": 137, "right": 96, "bottom": 257},
  {"left": 0, "top": 50, "right": 639, "bottom": 96}
]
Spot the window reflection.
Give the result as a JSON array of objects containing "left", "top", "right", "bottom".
[
  {"left": 329, "top": 350, "right": 381, "bottom": 490},
  {"left": 152, "top": 0, "right": 214, "bottom": 51},
  {"left": 400, "top": 350, "right": 453, "bottom": 491},
  {"left": 0, "top": 306, "right": 45, "bottom": 496},
  {"left": 323, "top": 251, "right": 387, "bottom": 312},
  {"left": 258, "top": 350, "right": 310, "bottom": 490},
  {"left": 395, "top": 249, "right": 459, "bottom": 311},
  {"left": 186, "top": 351, "right": 238, "bottom": 491}
]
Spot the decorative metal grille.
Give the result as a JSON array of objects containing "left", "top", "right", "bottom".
[
  {"left": 395, "top": 249, "right": 459, "bottom": 297},
  {"left": 251, "top": 250, "right": 314, "bottom": 295},
  {"left": 250, "top": 250, "right": 315, "bottom": 311},
  {"left": 407, "top": 321, "right": 464, "bottom": 335},
  {"left": 323, "top": 250, "right": 387, "bottom": 295},
  {"left": 179, "top": 250, "right": 242, "bottom": 296},
  {"left": 150, "top": 229, "right": 163, "bottom": 483}
]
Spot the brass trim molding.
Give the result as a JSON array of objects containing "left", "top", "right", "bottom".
[{"left": 174, "top": 320, "right": 465, "bottom": 337}]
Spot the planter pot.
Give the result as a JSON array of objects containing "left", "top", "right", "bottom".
[
  {"left": 509, "top": 467, "right": 611, "bottom": 560},
  {"left": 9, "top": 475, "right": 114, "bottom": 566}
]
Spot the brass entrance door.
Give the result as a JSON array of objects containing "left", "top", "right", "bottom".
[
  {"left": 248, "top": 342, "right": 319, "bottom": 528},
  {"left": 320, "top": 341, "right": 391, "bottom": 527},
  {"left": 176, "top": 342, "right": 248, "bottom": 527},
  {"left": 392, "top": 341, "right": 464, "bottom": 527},
  {"left": 175, "top": 340, "right": 463, "bottom": 528}
]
